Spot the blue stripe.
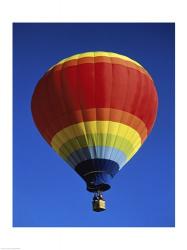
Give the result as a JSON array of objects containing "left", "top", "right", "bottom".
[
  {"left": 66, "top": 146, "right": 127, "bottom": 169},
  {"left": 75, "top": 159, "right": 120, "bottom": 192}
]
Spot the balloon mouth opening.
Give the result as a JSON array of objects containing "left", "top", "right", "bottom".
[
  {"left": 87, "top": 183, "right": 111, "bottom": 192},
  {"left": 75, "top": 159, "right": 120, "bottom": 193}
]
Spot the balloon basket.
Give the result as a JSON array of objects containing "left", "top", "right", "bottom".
[{"left": 92, "top": 191, "right": 106, "bottom": 212}]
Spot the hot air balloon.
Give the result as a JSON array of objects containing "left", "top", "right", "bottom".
[{"left": 31, "top": 52, "right": 158, "bottom": 212}]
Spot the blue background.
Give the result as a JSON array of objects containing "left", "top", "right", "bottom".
[{"left": 13, "top": 23, "right": 175, "bottom": 227}]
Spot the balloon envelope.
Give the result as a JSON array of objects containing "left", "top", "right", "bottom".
[{"left": 31, "top": 52, "right": 158, "bottom": 192}]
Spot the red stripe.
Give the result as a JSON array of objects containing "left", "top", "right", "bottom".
[
  {"left": 31, "top": 62, "right": 158, "bottom": 143},
  {"left": 53, "top": 56, "right": 148, "bottom": 76}
]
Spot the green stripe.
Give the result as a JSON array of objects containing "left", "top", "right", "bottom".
[{"left": 58, "top": 133, "right": 140, "bottom": 160}]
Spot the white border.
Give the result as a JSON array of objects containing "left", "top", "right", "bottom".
[{"left": 0, "top": 0, "right": 185, "bottom": 249}]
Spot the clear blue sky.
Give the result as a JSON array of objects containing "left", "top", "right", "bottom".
[{"left": 13, "top": 23, "right": 175, "bottom": 227}]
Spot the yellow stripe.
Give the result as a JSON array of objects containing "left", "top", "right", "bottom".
[
  {"left": 51, "top": 121, "right": 142, "bottom": 161},
  {"left": 48, "top": 51, "right": 143, "bottom": 70}
]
